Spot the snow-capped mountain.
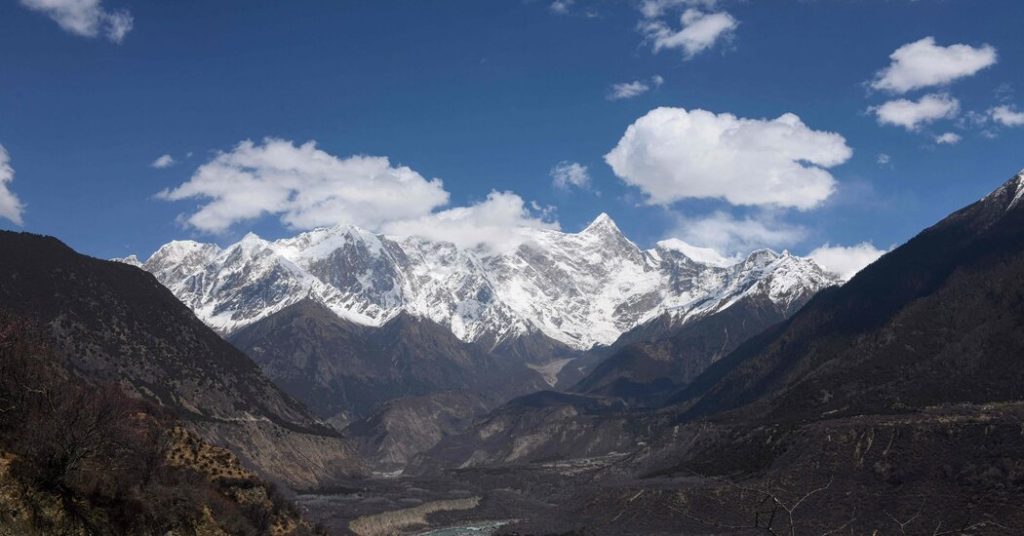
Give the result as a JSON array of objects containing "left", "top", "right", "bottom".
[{"left": 122, "top": 214, "right": 838, "bottom": 351}]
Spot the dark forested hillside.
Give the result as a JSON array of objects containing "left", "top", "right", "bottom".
[
  {"left": 0, "top": 312, "right": 324, "bottom": 535},
  {"left": 0, "top": 232, "right": 365, "bottom": 488},
  {"left": 231, "top": 300, "right": 547, "bottom": 425},
  {"left": 669, "top": 172, "right": 1024, "bottom": 422}
]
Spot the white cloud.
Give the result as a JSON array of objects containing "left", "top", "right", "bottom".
[
  {"left": 550, "top": 161, "right": 591, "bottom": 190},
  {"left": 641, "top": 8, "right": 737, "bottom": 59},
  {"left": 609, "top": 81, "right": 651, "bottom": 101},
  {"left": 657, "top": 238, "right": 736, "bottom": 267},
  {"left": 157, "top": 138, "right": 450, "bottom": 234},
  {"left": 871, "top": 93, "right": 959, "bottom": 131},
  {"left": 870, "top": 37, "right": 997, "bottom": 94},
  {"left": 0, "top": 145, "right": 25, "bottom": 226},
  {"left": 808, "top": 242, "right": 887, "bottom": 281},
  {"left": 934, "top": 132, "right": 961, "bottom": 145},
  {"left": 876, "top": 153, "right": 891, "bottom": 165},
  {"left": 20, "top": 0, "right": 133, "bottom": 43},
  {"left": 157, "top": 138, "right": 557, "bottom": 253},
  {"left": 669, "top": 211, "right": 806, "bottom": 256},
  {"left": 381, "top": 191, "right": 559, "bottom": 254},
  {"left": 607, "top": 75, "right": 663, "bottom": 100},
  {"left": 639, "top": 0, "right": 717, "bottom": 20},
  {"left": 990, "top": 105, "right": 1024, "bottom": 127},
  {"left": 549, "top": 0, "right": 573, "bottom": 14},
  {"left": 605, "top": 107, "right": 851, "bottom": 209},
  {"left": 151, "top": 154, "right": 176, "bottom": 169}
]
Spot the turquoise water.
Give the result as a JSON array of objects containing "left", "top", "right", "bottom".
[{"left": 416, "top": 520, "right": 512, "bottom": 535}]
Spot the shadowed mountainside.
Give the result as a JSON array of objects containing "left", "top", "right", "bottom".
[
  {"left": 573, "top": 289, "right": 815, "bottom": 405},
  {"left": 0, "top": 311, "right": 326, "bottom": 535},
  {"left": 668, "top": 171, "right": 1024, "bottom": 422},
  {"left": 0, "top": 231, "right": 365, "bottom": 488},
  {"left": 231, "top": 299, "right": 548, "bottom": 425}
]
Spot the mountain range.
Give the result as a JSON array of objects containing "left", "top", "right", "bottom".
[{"left": 122, "top": 213, "right": 837, "bottom": 360}]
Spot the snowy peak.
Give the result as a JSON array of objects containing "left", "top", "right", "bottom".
[
  {"left": 1004, "top": 171, "right": 1024, "bottom": 211},
  {"left": 745, "top": 247, "right": 782, "bottom": 263},
  {"left": 572, "top": 212, "right": 636, "bottom": 253},
  {"left": 980, "top": 171, "right": 1024, "bottom": 213},
  {"left": 581, "top": 212, "right": 619, "bottom": 234},
  {"left": 115, "top": 254, "right": 143, "bottom": 267},
  {"left": 133, "top": 214, "right": 837, "bottom": 351},
  {"left": 149, "top": 239, "right": 220, "bottom": 265}
]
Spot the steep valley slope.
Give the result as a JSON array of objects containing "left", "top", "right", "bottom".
[{"left": 0, "top": 231, "right": 365, "bottom": 489}]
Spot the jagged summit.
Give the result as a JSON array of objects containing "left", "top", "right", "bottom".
[
  {"left": 982, "top": 170, "right": 1024, "bottom": 212},
  {"left": 581, "top": 212, "right": 620, "bottom": 234},
  {"left": 127, "top": 216, "right": 837, "bottom": 351}
]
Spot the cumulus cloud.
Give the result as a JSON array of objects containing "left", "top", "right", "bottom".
[
  {"left": 669, "top": 211, "right": 807, "bottom": 257},
  {"left": 158, "top": 138, "right": 558, "bottom": 253},
  {"left": 605, "top": 107, "right": 851, "bottom": 210},
  {"left": 0, "top": 145, "right": 25, "bottom": 226},
  {"left": 381, "top": 191, "right": 559, "bottom": 254},
  {"left": 870, "top": 37, "right": 997, "bottom": 94},
  {"left": 157, "top": 138, "right": 450, "bottom": 234},
  {"left": 808, "top": 242, "right": 888, "bottom": 281},
  {"left": 935, "top": 132, "right": 961, "bottom": 145},
  {"left": 990, "top": 105, "right": 1024, "bottom": 127},
  {"left": 151, "top": 154, "right": 175, "bottom": 169},
  {"left": 550, "top": 161, "right": 591, "bottom": 190},
  {"left": 20, "top": 0, "right": 133, "bottom": 43},
  {"left": 641, "top": 8, "right": 737, "bottom": 59},
  {"left": 877, "top": 153, "right": 891, "bottom": 166},
  {"left": 871, "top": 93, "right": 960, "bottom": 131}
]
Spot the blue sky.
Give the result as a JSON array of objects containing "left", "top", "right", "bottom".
[{"left": 1, "top": 0, "right": 1022, "bottom": 276}]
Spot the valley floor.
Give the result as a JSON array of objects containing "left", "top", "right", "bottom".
[{"left": 296, "top": 402, "right": 1024, "bottom": 536}]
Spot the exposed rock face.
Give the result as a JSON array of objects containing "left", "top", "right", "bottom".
[
  {"left": 0, "top": 231, "right": 365, "bottom": 487},
  {"left": 128, "top": 214, "right": 837, "bottom": 358}
]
